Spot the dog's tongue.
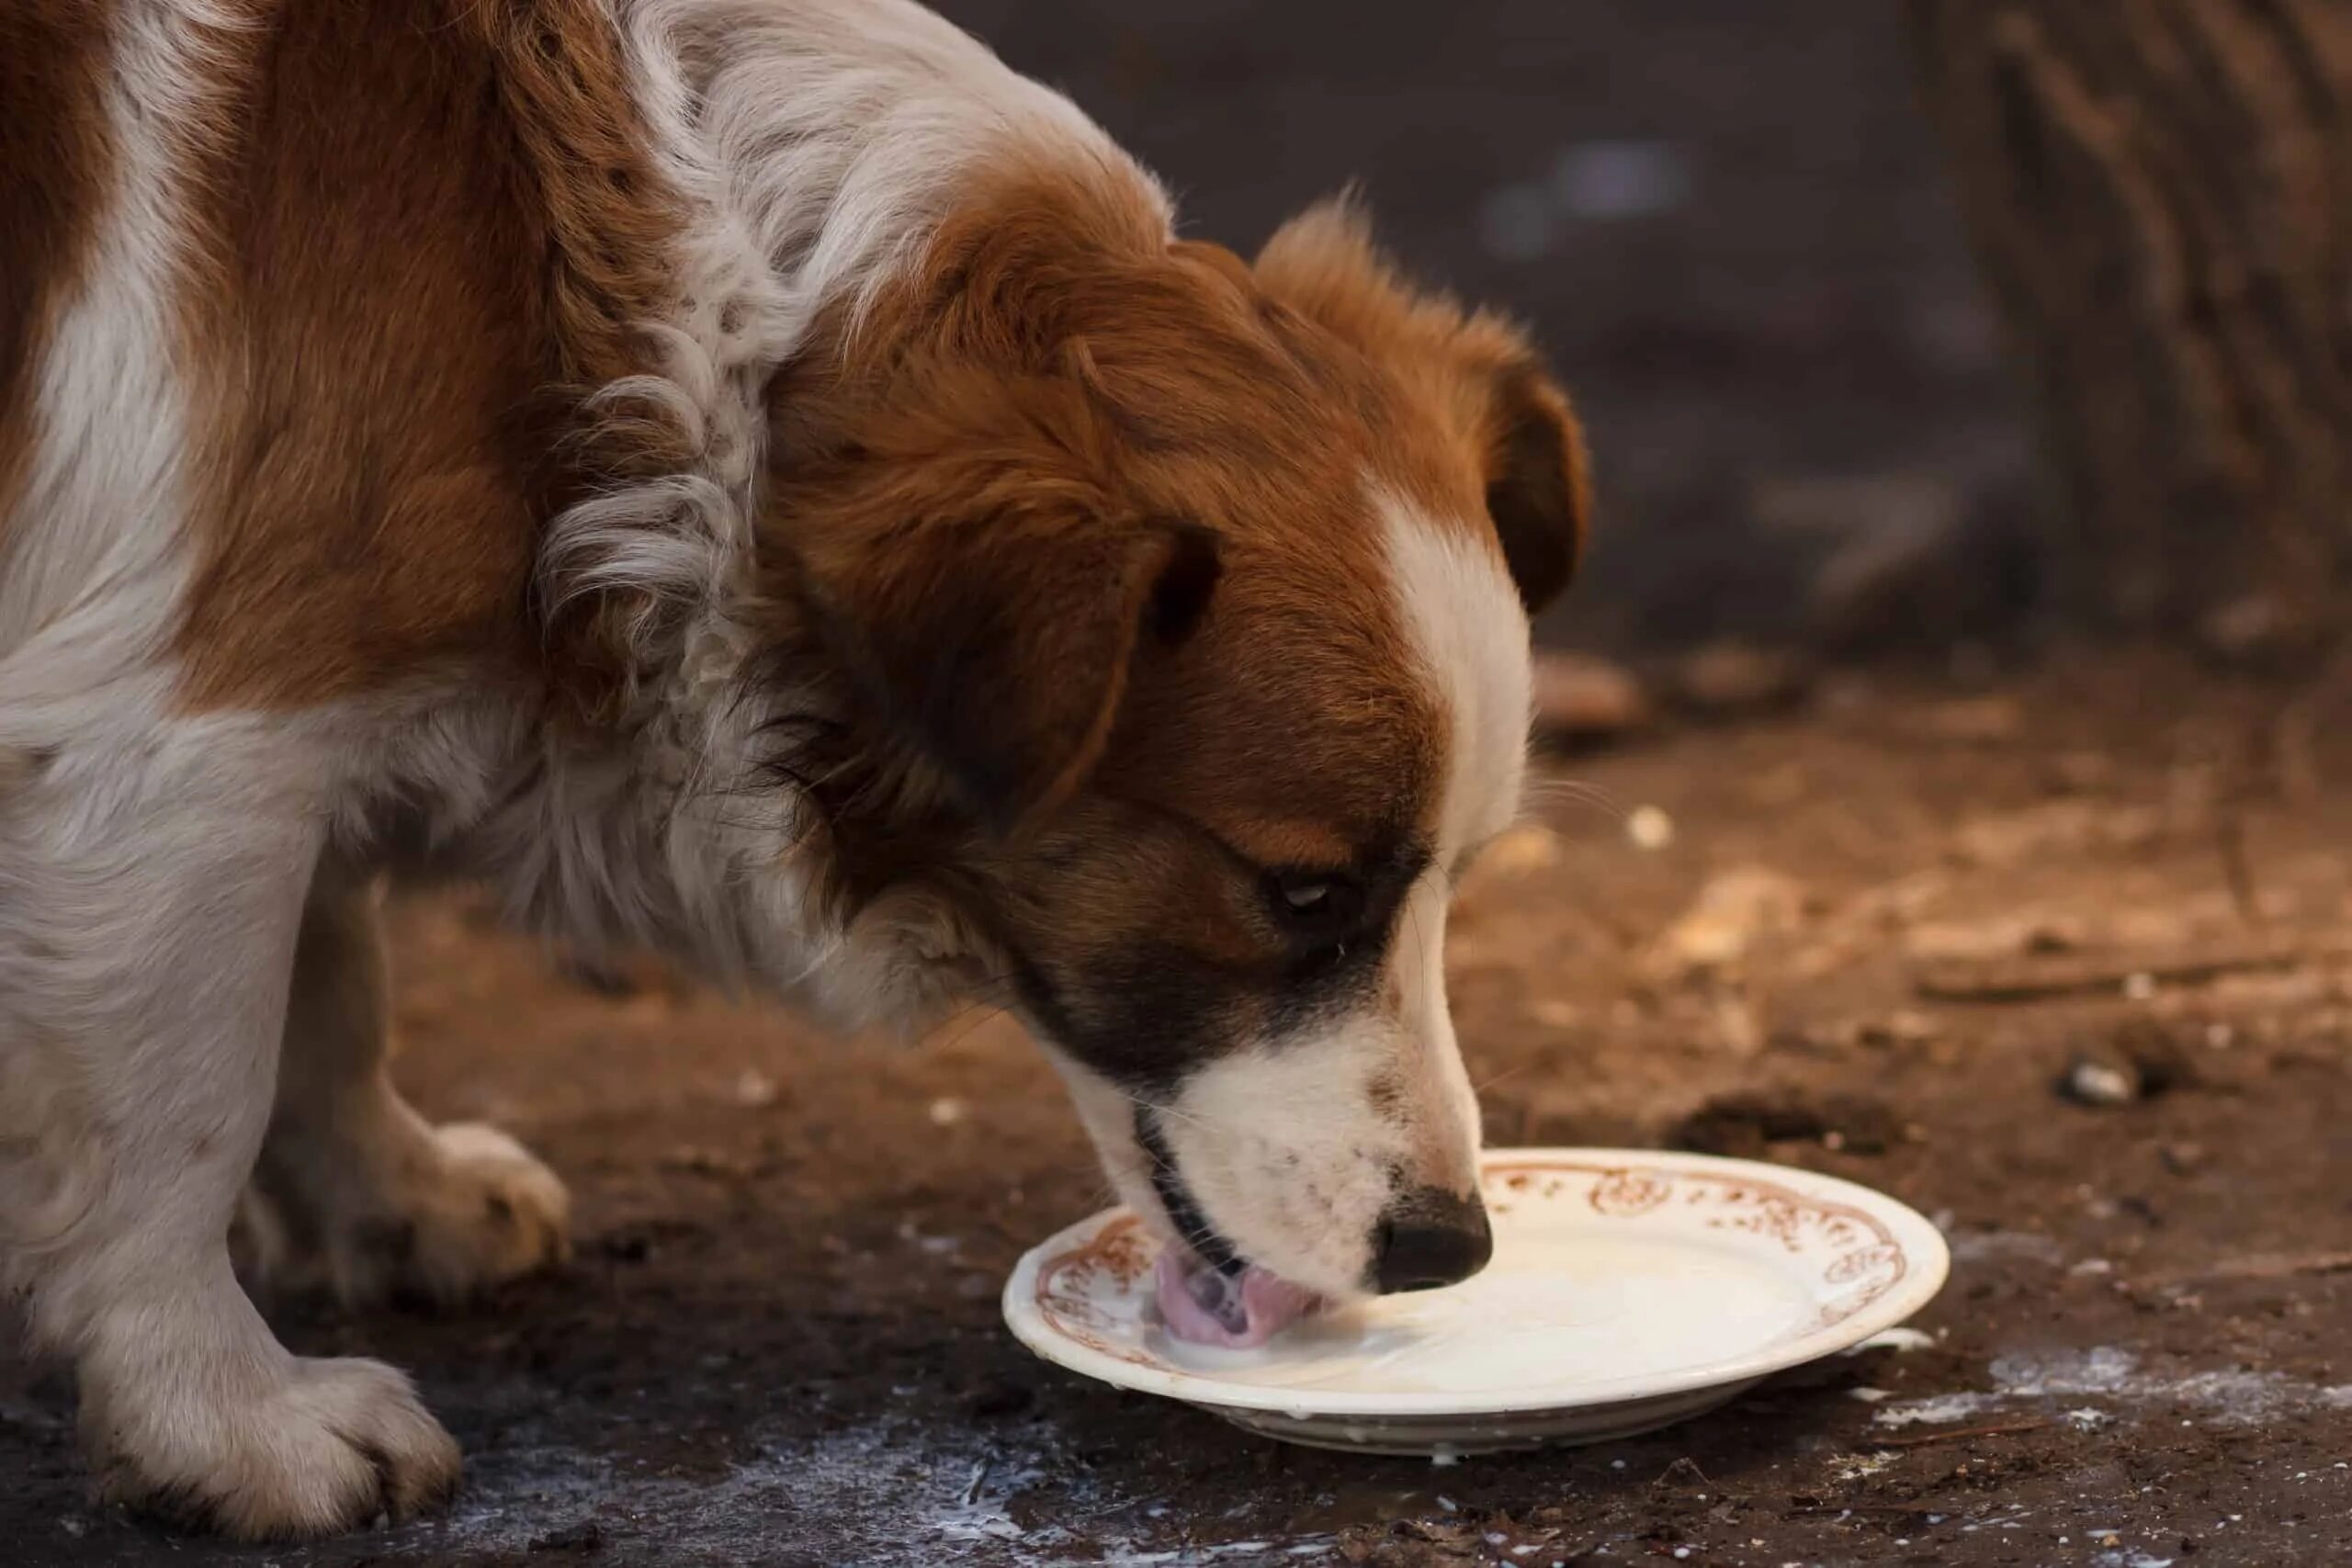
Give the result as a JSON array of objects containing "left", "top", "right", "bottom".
[{"left": 1153, "top": 1248, "right": 1322, "bottom": 1349}]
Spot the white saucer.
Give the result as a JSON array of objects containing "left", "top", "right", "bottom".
[{"left": 1002, "top": 1148, "right": 1949, "bottom": 1455}]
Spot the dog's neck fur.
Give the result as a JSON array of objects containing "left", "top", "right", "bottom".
[{"left": 431, "top": 0, "right": 1167, "bottom": 1024}]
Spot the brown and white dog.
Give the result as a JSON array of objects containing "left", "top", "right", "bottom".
[{"left": 0, "top": 0, "right": 1588, "bottom": 1540}]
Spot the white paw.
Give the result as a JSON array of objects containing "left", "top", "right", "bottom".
[
  {"left": 91, "top": 1353, "right": 459, "bottom": 1540},
  {"left": 240, "top": 1120, "right": 571, "bottom": 1307},
  {"left": 399, "top": 1122, "right": 572, "bottom": 1303}
]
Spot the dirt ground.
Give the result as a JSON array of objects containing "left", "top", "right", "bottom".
[
  {"left": 7, "top": 4, "right": 2345, "bottom": 1563},
  {"left": 5, "top": 650, "right": 2349, "bottom": 1567}
]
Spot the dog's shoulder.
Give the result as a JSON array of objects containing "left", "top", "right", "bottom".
[
  {"left": 172, "top": 0, "right": 683, "bottom": 712},
  {"left": 0, "top": 1, "right": 687, "bottom": 716}
]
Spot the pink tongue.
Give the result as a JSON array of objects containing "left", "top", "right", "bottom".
[{"left": 1153, "top": 1249, "right": 1322, "bottom": 1348}]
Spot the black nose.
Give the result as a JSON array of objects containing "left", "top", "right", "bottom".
[{"left": 1371, "top": 1186, "right": 1494, "bottom": 1293}]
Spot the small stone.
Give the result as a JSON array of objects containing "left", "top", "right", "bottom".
[
  {"left": 1626, "top": 805, "right": 1676, "bottom": 851},
  {"left": 1480, "top": 824, "right": 1566, "bottom": 878},
  {"left": 928, "top": 1097, "right": 967, "bottom": 1127},
  {"left": 1531, "top": 651, "right": 1651, "bottom": 739},
  {"left": 2198, "top": 592, "right": 2319, "bottom": 667},
  {"left": 1849, "top": 1011, "right": 1939, "bottom": 1050},
  {"left": 2060, "top": 1056, "right": 2142, "bottom": 1107},
  {"left": 1654, "top": 866, "right": 1805, "bottom": 972},
  {"left": 731, "top": 1067, "right": 779, "bottom": 1108}
]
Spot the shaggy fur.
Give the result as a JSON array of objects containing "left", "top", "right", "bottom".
[{"left": 0, "top": 0, "right": 1588, "bottom": 1540}]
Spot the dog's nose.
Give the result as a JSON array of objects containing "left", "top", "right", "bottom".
[{"left": 1370, "top": 1186, "right": 1494, "bottom": 1293}]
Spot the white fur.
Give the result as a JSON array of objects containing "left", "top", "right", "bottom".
[
  {"left": 542, "top": 0, "right": 1158, "bottom": 720},
  {"left": 1, "top": 0, "right": 254, "bottom": 1250},
  {"left": 1053, "top": 492, "right": 1535, "bottom": 1298},
  {"left": 0, "top": 5, "right": 464, "bottom": 1534},
  {"left": 2, "top": 0, "right": 1527, "bottom": 1531},
  {"left": 505, "top": 0, "right": 1171, "bottom": 1012},
  {"left": 1379, "top": 493, "right": 1537, "bottom": 873},
  {"left": 0, "top": 0, "right": 1174, "bottom": 1537},
  {"left": 1371, "top": 483, "right": 1537, "bottom": 1159},
  {"left": 0, "top": 0, "right": 240, "bottom": 706}
]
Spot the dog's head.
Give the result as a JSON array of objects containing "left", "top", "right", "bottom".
[{"left": 756, "top": 188, "right": 1586, "bottom": 1312}]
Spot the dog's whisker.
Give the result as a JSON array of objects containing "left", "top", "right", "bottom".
[
  {"left": 1471, "top": 1061, "right": 1538, "bottom": 1098},
  {"left": 1527, "top": 776, "right": 1632, "bottom": 825}
]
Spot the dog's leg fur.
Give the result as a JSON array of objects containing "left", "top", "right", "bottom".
[
  {"left": 237, "top": 859, "right": 570, "bottom": 1307},
  {"left": 0, "top": 737, "right": 459, "bottom": 1540}
]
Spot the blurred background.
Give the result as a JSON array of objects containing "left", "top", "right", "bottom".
[{"left": 945, "top": 0, "right": 2039, "bottom": 663}]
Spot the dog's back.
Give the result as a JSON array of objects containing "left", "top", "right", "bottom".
[{"left": 0, "top": 0, "right": 672, "bottom": 712}]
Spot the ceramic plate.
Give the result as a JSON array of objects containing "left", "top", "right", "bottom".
[{"left": 1003, "top": 1148, "right": 1949, "bottom": 1455}]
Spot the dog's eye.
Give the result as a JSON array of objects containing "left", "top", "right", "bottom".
[
  {"left": 1281, "top": 879, "right": 1331, "bottom": 912},
  {"left": 1266, "top": 870, "right": 1363, "bottom": 932}
]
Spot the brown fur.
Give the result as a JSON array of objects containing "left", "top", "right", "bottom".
[
  {"left": 19, "top": 0, "right": 1588, "bottom": 1094},
  {"left": 5, "top": 7, "right": 1588, "bottom": 1538},
  {"left": 758, "top": 173, "right": 1586, "bottom": 872},
  {"left": 29, "top": 7, "right": 1586, "bottom": 1078},
  {"left": 755, "top": 172, "right": 1450, "bottom": 893},
  {"left": 171, "top": 0, "right": 678, "bottom": 711},
  {"left": 0, "top": 0, "right": 116, "bottom": 551},
  {"left": 739, "top": 170, "right": 1587, "bottom": 1080},
  {"left": 1255, "top": 200, "right": 1590, "bottom": 602}
]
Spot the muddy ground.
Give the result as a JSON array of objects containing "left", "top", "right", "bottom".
[{"left": 5, "top": 651, "right": 2349, "bottom": 1566}]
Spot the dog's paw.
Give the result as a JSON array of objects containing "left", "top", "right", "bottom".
[
  {"left": 393, "top": 1122, "right": 572, "bottom": 1303},
  {"left": 92, "top": 1354, "right": 459, "bottom": 1541},
  {"left": 241, "top": 1120, "right": 571, "bottom": 1307}
]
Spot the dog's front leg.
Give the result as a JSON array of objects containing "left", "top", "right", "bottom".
[{"left": 0, "top": 743, "right": 458, "bottom": 1540}]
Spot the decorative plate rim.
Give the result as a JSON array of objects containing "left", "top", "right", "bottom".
[{"left": 1001, "top": 1147, "right": 1951, "bottom": 1419}]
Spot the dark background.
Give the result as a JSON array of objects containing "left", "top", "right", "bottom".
[{"left": 942, "top": 0, "right": 2036, "bottom": 656}]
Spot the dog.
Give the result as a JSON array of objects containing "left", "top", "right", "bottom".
[{"left": 0, "top": 0, "right": 1587, "bottom": 1539}]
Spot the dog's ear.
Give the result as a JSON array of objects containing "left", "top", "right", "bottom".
[
  {"left": 1475, "top": 360, "right": 1589, "bottom": 613},
  {"left": 797, "top": 506, "right": 1222, "bottom": 831},
  {"left": 1257, "top": 197, "right": 1589, "bottom": 612}
]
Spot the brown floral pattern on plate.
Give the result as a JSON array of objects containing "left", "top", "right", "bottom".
[{"left": 1034, "top": 1156, "right": 1915, "bottom": 1359}]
